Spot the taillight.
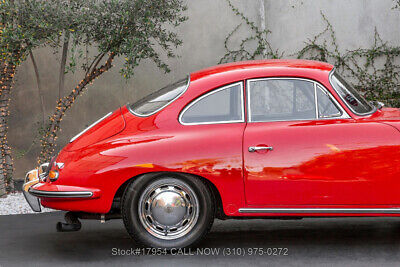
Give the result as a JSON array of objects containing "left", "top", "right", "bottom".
[{"left": 48, "top": 170, "right": 59, "bottom": 181}]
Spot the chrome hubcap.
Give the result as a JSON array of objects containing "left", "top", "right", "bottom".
[
  {"left": 138, "top": 180, "right": 199, "bottom": 240},
  {"left": 151, "top": 191, "right": 187, "bottom": 226}
]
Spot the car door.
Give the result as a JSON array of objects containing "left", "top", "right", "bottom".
[
  {"left": 178, "top": 81, "right": 247, "bottom": 210},
  {"left": 243, "top": 78, "right": 400, "bottom": 206}
]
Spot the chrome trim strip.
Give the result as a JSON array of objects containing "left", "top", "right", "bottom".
[
  {"left": 246, "top": 77, "right": 350, "bottom": 123},
  {"left": 55, "top": 162, "right": 64, "bottom": 169},
  {"left": 239, "top": 208, "right": 400, "bottom": 214},
  {"left": 70, "top": 112, "right": 112, "bottom": 143},
  {"left": 128, "top": 74, "right": 191, "bottom": 117},
  {"left": 314, "top": 82, "right": 318, "bottom": 118},
  {"left": 28, "top": 188, "right": 93, "bottom": 198},
  {"left": 179, "top": 81, "right": 245, "bottom": 126},
  {"left": 315, "top": 83, "right": 347, "bottom": 119},
  {"left": 328, "top": 69, "right": 376, "bottom": 116}
]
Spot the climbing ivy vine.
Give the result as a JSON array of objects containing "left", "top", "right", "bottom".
[
  {"left": 297, "top": 12, "right": 400, "bottom": 107},
  {"left": 219, "top": 0, "right": 280, "bottom": 63},
  {"left": 221, "top": 0, "right": 400, "bottom": 107}
]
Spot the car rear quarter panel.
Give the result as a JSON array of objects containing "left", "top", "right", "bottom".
[{"left": 46, "top": 97, "right": 247, "bottom": 214}]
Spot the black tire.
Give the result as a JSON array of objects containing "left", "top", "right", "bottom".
[{"left": 122, "top": 173, "right": 215, "bottom": 248}]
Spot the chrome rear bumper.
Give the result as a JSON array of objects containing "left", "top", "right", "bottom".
[{"left": 28, "top": 188, "right": 93, "bottom": 198}]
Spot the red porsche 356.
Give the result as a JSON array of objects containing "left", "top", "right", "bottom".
[{"left": 23, "top": 59, "right": 400, "bottom": 248}]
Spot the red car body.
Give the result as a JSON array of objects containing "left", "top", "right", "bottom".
[{"left": 28, "top": 59, "right": 400, "bottom": 218}]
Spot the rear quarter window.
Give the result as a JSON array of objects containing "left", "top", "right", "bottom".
[{"left": 179, "top": 82, "right": 244, "bottom": 125}]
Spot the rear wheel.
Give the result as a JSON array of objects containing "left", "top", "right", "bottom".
[{"left": 122, "top": 173, "right": 215, "bottom": 248}]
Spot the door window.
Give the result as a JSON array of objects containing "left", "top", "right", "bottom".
[
  {"left": 248, "top": 78, "right": 348, "bottom": 122},
  {"left": 248, "top": 79, "right": 316, "bottom": 122}
]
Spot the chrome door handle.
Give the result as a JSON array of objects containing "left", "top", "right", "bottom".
[{"left": 248, "top": 146, "right": 273, "bottom": 152}]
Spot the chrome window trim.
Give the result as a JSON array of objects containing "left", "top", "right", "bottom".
[
  {"left": 70, "top": 112, "right": 113, "bottom": 143},
  {"left": 315, "top": 83, "right": 348, "bottom": 119},
  {"left": 328, "top": 69, "right": 376, "bottom": 116},
  {"left": 128, "top": 75, "right": 190, "bottom": 117},
  {"left": 179, "top": 82, "right": 245, "bottom": 126},
  {"left": 239, "top": 208, "right": 400, "bottom": 214},
  {"left": 246, "top": 77, "right": 350, "bottom": 123},
  {"left": 314, "top": 82, "right": 318, "bottom": 118}
]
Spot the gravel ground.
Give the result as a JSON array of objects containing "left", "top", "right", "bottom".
[{"left": 0, "top": 192, "right": 53, "bottom": 215}]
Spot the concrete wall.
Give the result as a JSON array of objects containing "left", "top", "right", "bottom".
[
  {"left": 9, "top": 0, "right": 400, "bottom": 179},
  {"left": 266, "top": 0, "right": 400, "bottom": 54}
]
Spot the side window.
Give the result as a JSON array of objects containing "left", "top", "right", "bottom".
[
  {"left": 316, "top": 85, "right": 342, "bottom": 118},
  {"left": 248, "top": 79, "right": 316, "bottom": 122},
  {"left": 180, "top": 82, "right": 244, "bottom": 124}
]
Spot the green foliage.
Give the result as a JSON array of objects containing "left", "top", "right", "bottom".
[
  {"left": 221, "top": 1, "right": 400, "bottom": 107},
  {"left": 38, "top": 0, "right": 188, "bottom": 163},
  {"left": 0, "top": 0, "right": 69, "bottom": 194},
  {"left": 0, "top": 0, "right": 63, "bottom": 65},
  {"left": 2, "top": 0, "right": 187, "bottom": 76},
  {"left": 393, "top": 0, "right": 400, "bottom": 9},
  {"left": 62, "top": 0, "right": 188, "bottom": 79},
  {"left": 297, "top": 12, "right": 400, "bottom": 107}
]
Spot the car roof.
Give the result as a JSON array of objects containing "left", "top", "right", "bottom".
[{"left": 190, "top": 59, "right": 334, "bottom": 82}]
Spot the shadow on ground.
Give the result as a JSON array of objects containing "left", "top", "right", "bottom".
[{"left": 1, "top": 212, "right": 400, "bottom": 266}]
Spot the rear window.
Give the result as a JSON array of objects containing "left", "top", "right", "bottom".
[{"left": 128, "top": 76, "right": 189, "bottom": 116}]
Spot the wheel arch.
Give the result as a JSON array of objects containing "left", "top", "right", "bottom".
[{"left": 112, "top": 171, "right": 226, "bottom": 219}]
